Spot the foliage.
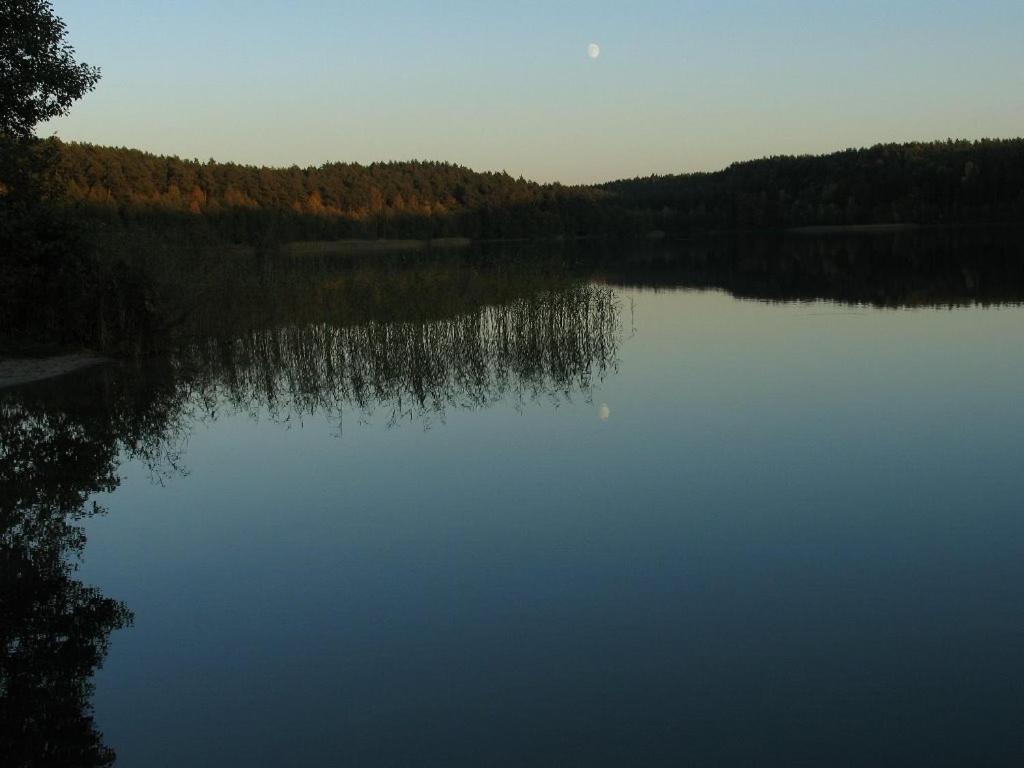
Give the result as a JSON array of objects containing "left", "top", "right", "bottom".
[
  {"left": 605, "top": 139, "right": 1024, "bottom": 230},
  {"left": 0, "top": 136, "right": 159, "bottom": 353},
  {"left": 0, "top": 1, "right": 148, "bottom": 353},
  {"left": 0, "top": 0, "right": 100, "bottom": 137},
  {"left": 43, "top": 139, "right": 1024, "bottom": 246},
  {"left": 50, "top": 141, "right": 632, "bottom": 242}
]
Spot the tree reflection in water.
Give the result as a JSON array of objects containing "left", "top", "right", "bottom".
[
  {"left": 4, "top": 230, "right": 1024, "bottom": 764},
  {"left": 592, "top": 226, "right": 1024, "bottom": 307},
  {"left": 0, "top": 367, "right": 186, "bottom": 767},
  {"left": 0, "top": 257, "right": 622, "bottom": 765}
]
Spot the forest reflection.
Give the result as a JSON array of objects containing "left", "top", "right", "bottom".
[
  {"left": 3, "top": 228, "right": 1023, "bottom": 764},
  {"left": 0, "top": 260, "right": 621, "bottom": 764},
  {"left": 591, "top": 227, "right": 1024, "bottom": 307},
  {"left": 132, "top": 250, "right": 618, "bottom": 426},
  {"left": 0, "top": 368, "right": 185, "bottom": 766}
]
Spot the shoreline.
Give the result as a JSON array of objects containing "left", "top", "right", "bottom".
[
  {"left": 277, "top": 234, "right": 620, "bottom": 256},
  {"left": 788, "top": 223, "right": 920, "bottom": 234},
  {"left": 0, "top": 353, "right": 111, "bottom": 390},
  {"left": 279, "top": 225, "right": 931, "bottom": 256},
  {"left": 281, "top": 237, "right": 473, "bottom": 255}
]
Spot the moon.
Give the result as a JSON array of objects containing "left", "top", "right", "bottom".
[{"left": 587, "top": 42, "right": 601, "bottom": 59}]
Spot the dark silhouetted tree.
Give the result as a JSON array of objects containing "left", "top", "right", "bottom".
[
  {"left": 0, "top": 2, "right": 155, "bottom": 352},
  {"left": 0, "top": 0, "right": 101, "bottom": 137}
]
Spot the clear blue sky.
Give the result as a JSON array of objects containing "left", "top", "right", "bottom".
[{"left": 42, "top": 0, "right": 1024, "bottom": 183}]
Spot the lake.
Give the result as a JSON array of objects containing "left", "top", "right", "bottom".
[{"left": 3, "top": 229, "right": 1024, "bottom": 766}]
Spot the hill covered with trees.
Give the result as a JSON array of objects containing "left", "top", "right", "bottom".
[
  {"left": 604, "top": 139, "right": 1024, "bottom": 231},
  {"left": 50, "top": 138, "right": 1024, "bottom": 243},
  {"left": 52, "top": 142, "right": 620, "bottom": 242}
]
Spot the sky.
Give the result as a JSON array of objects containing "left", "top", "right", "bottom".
[{"left": 42, "top": 0, "right": 1024, "bottom": 184}]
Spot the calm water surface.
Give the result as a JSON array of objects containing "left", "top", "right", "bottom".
[{"left": 4, "top": 233, "right": 1024, "bottom": 766}]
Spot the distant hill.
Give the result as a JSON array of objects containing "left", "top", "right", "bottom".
[
  {"left": 52, "top": 142, "right": 620, "bottom": 242},
  {"left": 603, "top": 139, "right": 1024, "bottom": 231},
  {"left": 51, "top": 138, "right": 1024, "bottom": 242}
]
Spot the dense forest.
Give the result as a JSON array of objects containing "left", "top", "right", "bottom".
[
  {"left": 6, "top": 137, "right": 1024, "bottom": 353},
  {"left": 5, "top": 3, "right": 1024, "bottom": 356},
  {"left": 52, "top": 142, "right": 621, "bottom": 242},
  {"left": 0, "top": 1, "right": 157, "bottom": 354},
  {"left": 50, "top": 138, "right": 1024, "bottom": 243},
  {"left": 605, "top": 139, "right": 1024, "bottom": 231}
]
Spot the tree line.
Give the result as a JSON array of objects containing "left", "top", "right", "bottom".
[
  {"left": 50, "top": 138, "right": 1024, "bottom": 243},
  {"left": 4, "top": 1, "right": 1024, "bottom": 355},
  {"left": 1, "top": 0, "right": 157, "bottom": 354},
  {"left": 604, "top": 139, "right": 1024, "bottom": 230},
  {"left": 52, "top": 142, "right": 626, "bottom": 242}
]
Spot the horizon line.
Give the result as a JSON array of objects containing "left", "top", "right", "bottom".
[{"left": 44, "top": 134, "right": 1024, "bottom": 188}]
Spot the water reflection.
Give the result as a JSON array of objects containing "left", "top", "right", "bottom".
[
  {"left": 590, "top": 227, "right": 1024, "bottom": 306},
  {"left": 1, "top": 387, "right": 126, "bottom": 766},
  {"left": 4, "top": 230, "right": 1024, "bottom": 764},
  {"left": 0, "top": 263, "right": 622, "bottom": 764},
  {"left": 176, "top": 284, "right": 620, "bottom": 426}
]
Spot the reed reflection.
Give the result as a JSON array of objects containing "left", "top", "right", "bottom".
[
  {"left": 0, "top": 262, "right": 623, "bottom": 764},
  {"left": 176, "top": 284, "right": 620, "bottom": 425},
  {"left": 7, "top": 228, "right": 1019, "bottom": 764}
]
